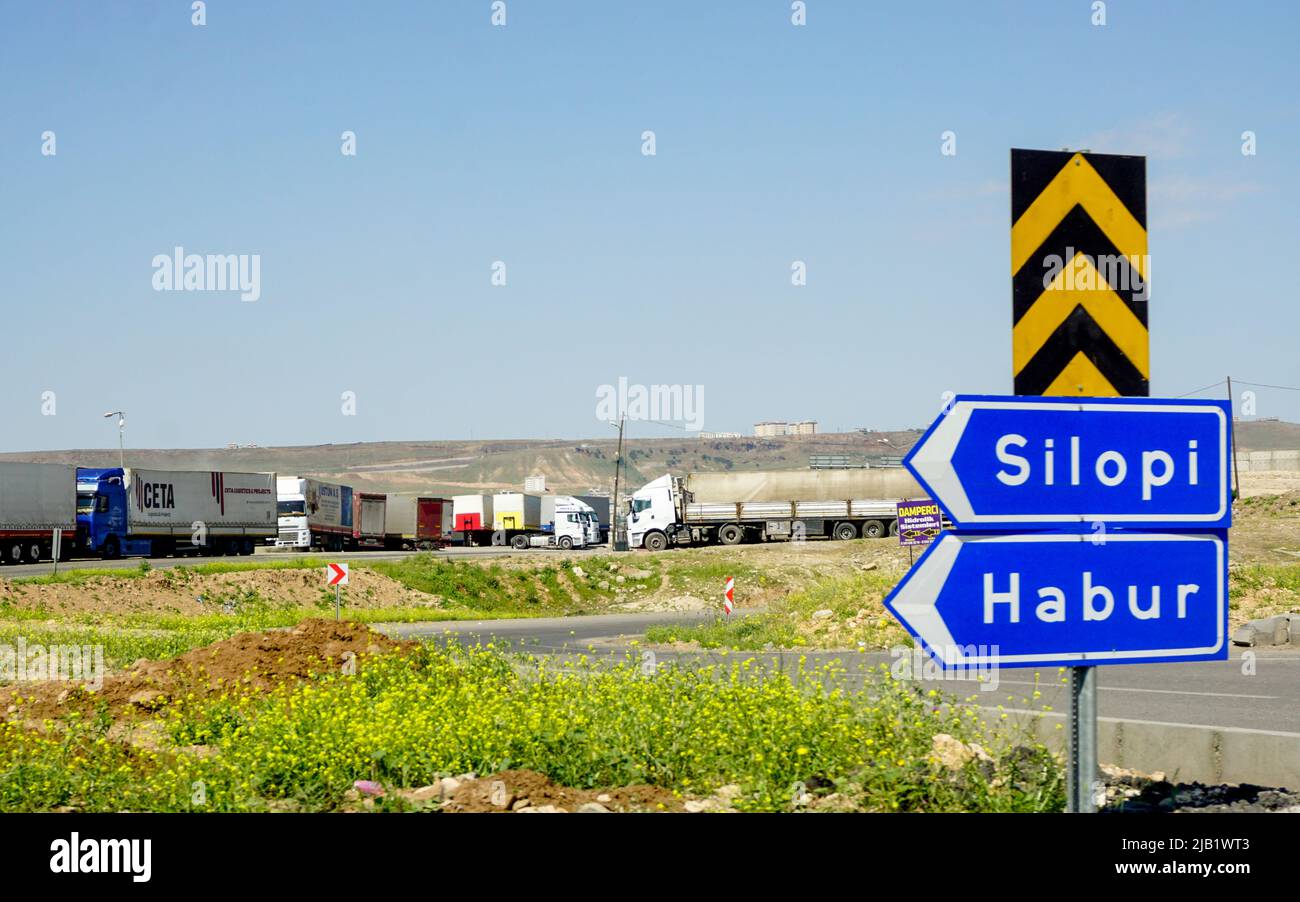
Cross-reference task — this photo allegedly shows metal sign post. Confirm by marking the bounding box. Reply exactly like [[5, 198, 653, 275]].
[[1067, 666, 1098, 813], [326, 563, 349, 621], [51, 529, 62, 576]]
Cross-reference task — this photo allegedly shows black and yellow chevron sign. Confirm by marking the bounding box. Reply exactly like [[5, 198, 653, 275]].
[[1011, 149, 1148, 397]]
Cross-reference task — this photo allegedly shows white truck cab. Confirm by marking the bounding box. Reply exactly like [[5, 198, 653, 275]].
[[627, 475, 678, 550], [276, 479, 310, 549], [543, 495, 596, 549]]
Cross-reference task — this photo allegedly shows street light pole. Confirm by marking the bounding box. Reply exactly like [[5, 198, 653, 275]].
[[610, 415, 626, 551], [103, 411, 125, 468]]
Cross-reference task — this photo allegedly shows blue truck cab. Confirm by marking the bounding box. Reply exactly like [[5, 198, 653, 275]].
[[76, 467, 146, 559]]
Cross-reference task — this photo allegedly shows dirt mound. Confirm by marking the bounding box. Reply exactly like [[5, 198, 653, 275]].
[[0, 565, 443, 617], [1238, 490, 1300, 516], [5, 619, 414, 723], [440, 769, 686, 813]]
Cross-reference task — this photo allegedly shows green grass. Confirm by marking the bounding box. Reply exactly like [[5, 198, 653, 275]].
[[0, 645, 1064, 813], [647, 570, 909, 651], [1231, 562, 1300, 593], [12, 555, 332, 586]]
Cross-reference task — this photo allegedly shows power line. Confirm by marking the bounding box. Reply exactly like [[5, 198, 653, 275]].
[[1233, 380, 1300, 393], [1172, 380, 1226, 398]]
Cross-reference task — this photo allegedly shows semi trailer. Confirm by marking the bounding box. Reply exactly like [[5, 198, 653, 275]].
[[352, 492, 387, 548], [451, 494, 495, 546], [384, 494, 452, 550], [452, 492, 593, 549], [0, 463, 78, 564], [627, 469, 928, 551], [76, 467, 276, 559]]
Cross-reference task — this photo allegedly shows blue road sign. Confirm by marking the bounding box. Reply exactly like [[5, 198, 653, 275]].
[[883, 531, 1227, 669], [906, 396, 1232, 530]]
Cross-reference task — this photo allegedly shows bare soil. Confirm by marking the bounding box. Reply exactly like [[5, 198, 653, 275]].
[[4, 619, 413, 724], [440, 769, 686, 813]]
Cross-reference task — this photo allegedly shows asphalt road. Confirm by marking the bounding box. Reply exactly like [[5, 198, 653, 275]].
[[380, 612, 1300, 734], [0, 543, 607, 578]]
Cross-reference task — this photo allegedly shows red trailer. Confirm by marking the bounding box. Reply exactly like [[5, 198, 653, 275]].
[[385, 494, 451, 550]]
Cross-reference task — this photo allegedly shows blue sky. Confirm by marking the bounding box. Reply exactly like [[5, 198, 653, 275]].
[[2, 0, 1297, 451]]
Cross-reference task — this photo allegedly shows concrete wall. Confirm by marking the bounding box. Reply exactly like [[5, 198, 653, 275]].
[[987, 707, 1300, 788], [1236, 449, 1300, 472]]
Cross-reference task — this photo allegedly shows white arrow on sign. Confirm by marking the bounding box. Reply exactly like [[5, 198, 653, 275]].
[[326, 563, 349, 586], [885, 531, 1226, 669], [907, 397, 1230, 526]]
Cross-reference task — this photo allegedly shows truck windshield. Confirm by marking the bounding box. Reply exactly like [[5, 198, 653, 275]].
[[278, 501, 306, 516], [76, 493, 96, 514]]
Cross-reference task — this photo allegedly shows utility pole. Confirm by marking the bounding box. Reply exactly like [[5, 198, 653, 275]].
[[103, 411, 126, 468], [610, 415, 626, 551], [1226, 376, 1241, 501]]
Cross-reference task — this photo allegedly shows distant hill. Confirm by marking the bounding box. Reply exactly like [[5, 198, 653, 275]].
[[0, 431, 923, 496], [4, 418, 1295, 497]]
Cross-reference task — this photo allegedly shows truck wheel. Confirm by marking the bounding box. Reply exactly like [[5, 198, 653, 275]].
[[558, 536, 574, 550], [888, 519, 899, 537], [718, 523, 744, 546], [4, 543, 21, 565], [862, 519, 886, 539], [511, 534, 530, 550], [833, 522, 858, 541], [103, 537, 121, 560], [643, 531, 668, 552]]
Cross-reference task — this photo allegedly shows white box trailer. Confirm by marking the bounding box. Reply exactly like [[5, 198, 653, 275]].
[[452, 494, 500, 546], [0, 462, 77, 564], [76, 467, 276, 558], [628, 469, 930, 551], [493, 492, 543, 532], [452, 494, 495, 533], [125, 469, 276, 534]]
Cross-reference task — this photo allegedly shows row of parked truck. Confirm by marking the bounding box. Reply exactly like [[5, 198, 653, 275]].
[[0, 462, 615, 563], [0, 459, 924, 563], [277, 478, 611, 552]]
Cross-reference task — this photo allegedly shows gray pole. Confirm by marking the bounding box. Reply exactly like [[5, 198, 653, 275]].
[[610, 415, 625, 551], [1226, 376, 1241, 501], [1067, 665, 1098, 812]]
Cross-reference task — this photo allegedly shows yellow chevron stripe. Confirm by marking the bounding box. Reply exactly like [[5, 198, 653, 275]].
[[1011, 153, 1148, 278], [1013, 253, 1150, 378], [1044, 352, 1119, 397]]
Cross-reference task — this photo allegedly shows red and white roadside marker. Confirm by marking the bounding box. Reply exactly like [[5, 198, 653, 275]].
[[327, 563, 349, 620], [723, 575, 734, 616]]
